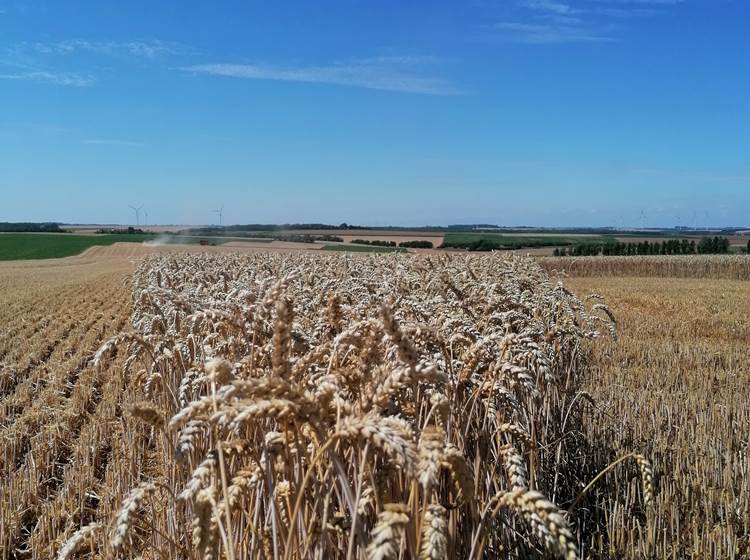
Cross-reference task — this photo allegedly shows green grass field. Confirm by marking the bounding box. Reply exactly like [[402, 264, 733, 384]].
[[322, 244, 407, 253], [0, 233, 162, 260], [441, 232, 612, 250]]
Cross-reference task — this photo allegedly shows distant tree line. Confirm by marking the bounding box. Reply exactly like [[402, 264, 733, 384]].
[[184, 224, 515, 234], [441, 238, 507, 251], [0, 222, 66, 233], [351, 239, 398, 247], [444, 224, 500, 230], [398, 240, 434, 249], [352, 239, 434, 249], [192, 223, 365, 233], [271, 234, 315, 243], [314, 234, 345, 242], [274, 234, 344, 243], [553, 237, 732, 257], [96, 227, 147, 234]]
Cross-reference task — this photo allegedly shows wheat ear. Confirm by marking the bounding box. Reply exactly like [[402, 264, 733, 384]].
[[366, 503, 410, 560]]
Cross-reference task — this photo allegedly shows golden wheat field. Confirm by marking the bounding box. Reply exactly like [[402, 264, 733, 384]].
[[541, 255, 750, 281], [0, 252, 747, 559]]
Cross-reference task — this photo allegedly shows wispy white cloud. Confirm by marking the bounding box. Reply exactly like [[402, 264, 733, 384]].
[[1, 37, 189, 88], [181, 56, 460, 95], [488, 21, 613, 43], [518, 0, 581, 15], [19, 38, 190, 59], [83, 139, 145, 147], [0, 70, 93, 86], [592, 6, 658, 17], [594, 0, 683, 4], [483, 0, 682, 44], [589, 0, 680, 16]]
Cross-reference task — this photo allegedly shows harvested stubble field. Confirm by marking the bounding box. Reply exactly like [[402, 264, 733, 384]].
[[0, 252, 746, 559], [565, 274, 749, 558], [0, 258, 134, 559]]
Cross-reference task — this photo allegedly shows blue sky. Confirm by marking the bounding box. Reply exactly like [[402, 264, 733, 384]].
[[1, 0, 748, 227]]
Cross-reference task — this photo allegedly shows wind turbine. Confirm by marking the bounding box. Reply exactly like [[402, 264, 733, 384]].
[[144, 210, 149, 228], [213, 205, 224, 226], [129, 204, 143, 226]]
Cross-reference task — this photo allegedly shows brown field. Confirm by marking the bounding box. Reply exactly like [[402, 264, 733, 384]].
[[0, 252, 747, 559]]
